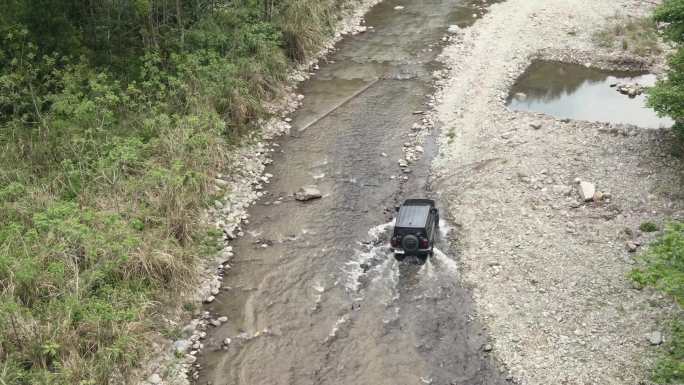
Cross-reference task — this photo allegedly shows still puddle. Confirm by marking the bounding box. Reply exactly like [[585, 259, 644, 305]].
[[507, 61, 674, 128]]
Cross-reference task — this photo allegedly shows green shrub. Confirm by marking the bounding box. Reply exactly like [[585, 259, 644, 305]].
[[630, 223, 684, 304], [641, 222, 661, 233], [652, 320, 684, 384], [630, 222, 684, 384], [648, 0, 684, 143]]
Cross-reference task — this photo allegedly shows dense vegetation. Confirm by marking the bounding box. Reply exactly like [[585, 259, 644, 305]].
[[630, 223, 684, 383], [636, 1, 684, 382], [649, 0, 684, 142], [0, 0, 356, 383]]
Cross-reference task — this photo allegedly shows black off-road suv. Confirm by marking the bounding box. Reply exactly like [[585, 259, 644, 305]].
[[390, 199, 439, 260]]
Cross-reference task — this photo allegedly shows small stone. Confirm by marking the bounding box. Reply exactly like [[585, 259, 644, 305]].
[[147, 373, 162, 385], [398, 159, 409, 168], [578, 181, 596, 202], [297, 94, 305, 101], [173, 339, 191, 354], [223, 337, 232, 346], [646, 331, 663, 345], [204, 296, 215, 303], [514, 92, 527, 101], [394, 5, 405, 10], [626, 241, 638, 253], [530, 123, 542, 130], [552, 185, 572, 196], [217, 316, 228, 323], [483, 344, 493, 352], [295, 185, 322, 201], [211, 319, 221, 327], [185, 354, 197, 364], [500, 132, 513, 140], [447, 25, 460, 34]]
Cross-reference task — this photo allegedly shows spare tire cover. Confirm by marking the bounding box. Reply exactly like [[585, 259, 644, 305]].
[[402, 234, 419, 251]]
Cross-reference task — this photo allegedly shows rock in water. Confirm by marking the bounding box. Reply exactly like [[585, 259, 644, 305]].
[[578, 181, 596, 202], [447, 25, 460, 34], [295, 185, 322, 201]]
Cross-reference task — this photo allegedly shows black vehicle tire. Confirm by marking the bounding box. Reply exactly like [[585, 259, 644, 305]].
[[394, 253, 406, 262], [401, 234, 419, 253]]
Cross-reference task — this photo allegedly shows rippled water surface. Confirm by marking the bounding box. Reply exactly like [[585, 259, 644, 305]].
[[198, 1, 507, 384]]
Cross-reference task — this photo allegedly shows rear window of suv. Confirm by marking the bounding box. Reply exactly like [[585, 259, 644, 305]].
[[396, 205, 430, 228]]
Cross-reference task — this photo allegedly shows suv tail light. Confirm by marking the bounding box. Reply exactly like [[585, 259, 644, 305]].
[[391, 237, 399, 247], [419, 238, 429, 249]]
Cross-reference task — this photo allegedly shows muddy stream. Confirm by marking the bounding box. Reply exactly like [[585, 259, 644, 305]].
[[198, 1, 506, 384]]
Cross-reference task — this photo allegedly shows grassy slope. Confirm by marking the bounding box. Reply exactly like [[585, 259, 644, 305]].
[[0, 1, 361, 384]]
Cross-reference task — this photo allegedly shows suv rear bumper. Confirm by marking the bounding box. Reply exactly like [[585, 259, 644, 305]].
[[392, 248, 431, 256]]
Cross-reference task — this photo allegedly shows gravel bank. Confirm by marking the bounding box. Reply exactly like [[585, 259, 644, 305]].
[[433, 0, 683, 384]]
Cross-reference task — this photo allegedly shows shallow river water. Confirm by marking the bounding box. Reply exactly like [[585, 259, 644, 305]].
[[198, 1, 507, 384]]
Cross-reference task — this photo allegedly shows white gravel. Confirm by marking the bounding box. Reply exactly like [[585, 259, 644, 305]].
[[433, 0, 683, 384]]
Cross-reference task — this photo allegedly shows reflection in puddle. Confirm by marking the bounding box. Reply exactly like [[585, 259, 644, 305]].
[[507, 61, 674, 128]]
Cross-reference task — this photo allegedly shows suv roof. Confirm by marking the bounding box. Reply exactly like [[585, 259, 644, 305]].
[[395, 199, 435, 228]]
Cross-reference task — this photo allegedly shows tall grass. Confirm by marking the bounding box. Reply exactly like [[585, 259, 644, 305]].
[[0, 0, 361, 383]]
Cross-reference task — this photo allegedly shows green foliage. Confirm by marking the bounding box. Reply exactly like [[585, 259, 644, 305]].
[[0, 0, 358, 383], [652, 320, 684, 384], [641, 221, 661, 233], [653, 0, 684, 44], [630, 223, 684, 304], [649, 0, 684, 141], [648, 48, 684, 140], [630, 222, 684, 383]]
